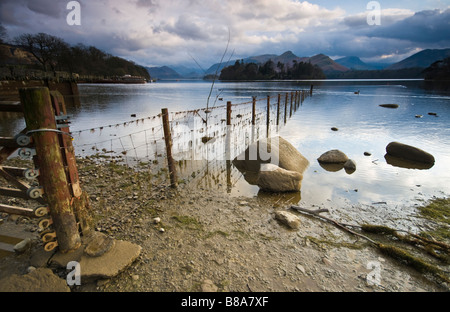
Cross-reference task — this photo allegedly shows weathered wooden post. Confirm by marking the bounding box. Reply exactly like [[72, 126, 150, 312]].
[[310, 84, 314, 95], [289, 92, 293, 117], [251, 96, 256, 126], [284, 93, 288, 124], [226, 101, 232, 126], [161, 108, 178, 188], [19, 87, 81, 253], [266, 95, 270, 137], [276, 94, 281, 126]]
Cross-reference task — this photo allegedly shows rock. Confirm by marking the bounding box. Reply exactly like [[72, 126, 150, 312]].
[[0, 268, 70, 292], [153, 217, 161, 224], [274, 210, 301, 230], [428, 112, 437, 116], [296, 264, 306, 274], [364, 152, 371, 156], [201, 279, 218, 292], [331, 127, 339, 131], [256, 164, 303, 192], [13, 238, 31, 254], [379, 104, 399, 109], [317, 149, 348, 164], [344, 159, 356, 173], [84, 231, 115, 257], [385, 142, 435, 164], [78, 239, 141, 282], [233, 136, 309, 175]]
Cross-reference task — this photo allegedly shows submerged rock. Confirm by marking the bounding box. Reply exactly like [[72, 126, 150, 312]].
[[317, 149, 349, 164], [379, 104, 399, 109], [385, 141, 435, 165], [344, 159, 356, 174]]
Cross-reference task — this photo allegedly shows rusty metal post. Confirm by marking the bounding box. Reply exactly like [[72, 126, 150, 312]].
[[19, 87, 81, 253], [161, 108, 178, 188]]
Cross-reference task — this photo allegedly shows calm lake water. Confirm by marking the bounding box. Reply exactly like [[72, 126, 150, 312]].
[[1, 79, 449, 230]]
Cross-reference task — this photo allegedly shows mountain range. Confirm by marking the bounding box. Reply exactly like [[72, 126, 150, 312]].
[[147, 48, 450, 80]]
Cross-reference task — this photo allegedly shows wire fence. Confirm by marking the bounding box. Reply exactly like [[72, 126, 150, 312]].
[[71, 89, 311, 187]]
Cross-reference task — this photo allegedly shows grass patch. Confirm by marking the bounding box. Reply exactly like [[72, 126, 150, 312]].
[[172, 215, 203, 231], [417, 197, 450, 242]]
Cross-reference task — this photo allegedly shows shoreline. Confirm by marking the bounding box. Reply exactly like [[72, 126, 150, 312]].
[[0, 157, 448, 292]]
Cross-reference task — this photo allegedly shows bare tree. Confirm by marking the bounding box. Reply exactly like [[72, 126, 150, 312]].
[[14, 33, 69, 73], [0, 23, 7, 44]]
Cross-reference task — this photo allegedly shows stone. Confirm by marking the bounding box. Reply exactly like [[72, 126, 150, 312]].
[[364, 152, 372, 156], [0, 268, 70, 292], [201, 279, 218, 292], [317, 149, 349, 164], [78, 239, 141, 282], [331, 127, 339, 131], [13, 238, 31, 254], [379, 104, 399, 108], [274, 210, 301, 230], [344, 159, 356, 173], [233, 136, 309, 175], [256, 164, 303, 192], [385, 141, 435, 164], [84, 231, 115, 257]]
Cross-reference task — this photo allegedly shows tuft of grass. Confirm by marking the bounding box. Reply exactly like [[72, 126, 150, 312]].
[[417, 197, 450, 242]]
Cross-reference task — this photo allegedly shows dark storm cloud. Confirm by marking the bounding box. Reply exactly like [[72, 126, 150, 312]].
[[366, 9, 450, 43]]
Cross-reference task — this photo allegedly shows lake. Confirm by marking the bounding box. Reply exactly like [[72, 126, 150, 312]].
[[1, 79, 449, 231]]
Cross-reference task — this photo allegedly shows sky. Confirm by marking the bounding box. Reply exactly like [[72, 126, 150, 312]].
[[1, 0, 450, 68]]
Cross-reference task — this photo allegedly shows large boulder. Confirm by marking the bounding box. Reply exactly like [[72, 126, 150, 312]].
[[256, 163, 303, 192], [317, 149, 349, 164], [233, 136, 309, 174], [233, 137, 309, 192], [385, 142, 435, 165]]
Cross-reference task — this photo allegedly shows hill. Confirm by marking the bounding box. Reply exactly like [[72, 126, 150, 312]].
[[308, 54, 350, 75], [1, 40, 150, 81], [206, 51, 349, 77], [423, 57, 450, 80], [335, 56, 378, 70], [146, 66, 182, 80], [387, 48, 450, 70]]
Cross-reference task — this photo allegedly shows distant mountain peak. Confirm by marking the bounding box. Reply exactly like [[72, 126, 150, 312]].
[[280, 50, 297, 58]]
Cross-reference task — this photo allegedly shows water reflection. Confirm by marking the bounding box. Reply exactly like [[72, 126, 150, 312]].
[[1, 80, 450, 230], [384, 154, 435, 170]]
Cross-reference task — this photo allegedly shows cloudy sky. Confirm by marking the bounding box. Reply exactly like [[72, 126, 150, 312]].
[[1, 0, 449, 68]]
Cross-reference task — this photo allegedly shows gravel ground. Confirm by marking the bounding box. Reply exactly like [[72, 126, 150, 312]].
[[0, 157, 448, 292]]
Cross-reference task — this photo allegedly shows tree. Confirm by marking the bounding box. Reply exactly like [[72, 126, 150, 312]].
[[14, 33, 69, 73], [0, 23, 7, 44]]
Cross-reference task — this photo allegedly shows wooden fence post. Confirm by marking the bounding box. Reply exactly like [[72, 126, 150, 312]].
[[252, 96, 256, 126], [19, 87, 81, 253], [289, 92, 293, 117], [266, 95, 270, 137], [284, 93, 288, 124], [227, 101, 232, 126], [161, 108, 178, 188], [276, 94, 281, 126]]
